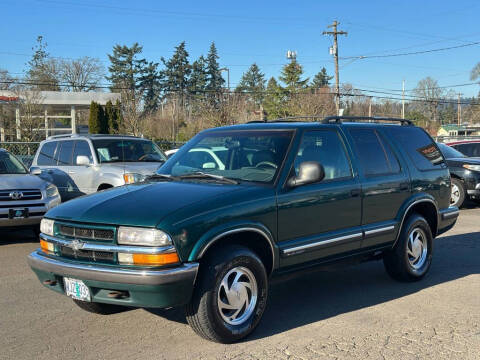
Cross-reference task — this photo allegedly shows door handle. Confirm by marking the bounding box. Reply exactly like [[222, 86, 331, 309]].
[[350, 189, 361, 197]]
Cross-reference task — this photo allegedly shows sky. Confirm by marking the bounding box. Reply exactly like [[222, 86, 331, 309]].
[[2, 0, 480, 99]]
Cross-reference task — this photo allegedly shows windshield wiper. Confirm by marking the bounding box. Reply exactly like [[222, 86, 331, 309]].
[[178, 172, 239, 184], [145, 174, 180, 181]]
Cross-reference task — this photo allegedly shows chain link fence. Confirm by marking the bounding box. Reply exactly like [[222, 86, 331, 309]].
[[1, 140, 185, 168]]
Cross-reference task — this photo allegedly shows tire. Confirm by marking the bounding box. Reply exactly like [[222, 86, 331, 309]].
[[73, 299, 124, 315], [32, 225, 40, 238], [185, 245, 268, 343], [383, 214, 433, 282], [450, 178, 466, 208]]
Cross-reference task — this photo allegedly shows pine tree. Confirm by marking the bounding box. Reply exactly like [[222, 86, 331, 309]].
[[138, 61, 161, 114], [206, 42, 225, 96], [262, 77, 287, 119], [161, 42, 191, 105], [106, 43, 145, 91], [105, 100, 117, 133], [311, 67, 333, 88], [89, 101, 101, 134], [235, 63, 266, 105], [98, 104, 108, 134], [189, 55, 208, 95], [279, 60, 308, 92]]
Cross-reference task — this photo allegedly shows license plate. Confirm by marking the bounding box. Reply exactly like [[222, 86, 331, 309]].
[[64, 277, 91, 302], [8, 208, 29, 219]]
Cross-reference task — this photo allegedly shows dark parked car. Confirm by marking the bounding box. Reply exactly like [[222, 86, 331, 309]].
[[437, 142, 480, 207], [28, 116, 458, 343], [446, 140, 480, 157]]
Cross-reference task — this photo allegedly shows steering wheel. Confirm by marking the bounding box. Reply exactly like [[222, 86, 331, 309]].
[[255, 161, 278, 169]]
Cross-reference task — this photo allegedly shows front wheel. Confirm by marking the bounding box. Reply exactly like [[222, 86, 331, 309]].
[[383, 214, 433, 282], [185, 245, 268, 343], [450, 178, 466, 208]]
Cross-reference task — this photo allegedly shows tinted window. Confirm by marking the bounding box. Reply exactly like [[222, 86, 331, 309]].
[[57, 141, 75, 166], [437, 143, 465, 159], [73, 141, 93, 165], [385, 127, 444, 170], [37, 141, 58, 166], [455, 143, 480, 157], [0, 151, 27, 174], [349, 128, 401, 176], [91, 139, 166, 163], [294, 130, 352, 180]]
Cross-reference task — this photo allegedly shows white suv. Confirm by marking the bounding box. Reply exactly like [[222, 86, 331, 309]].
[[30, 134, 166, 201]]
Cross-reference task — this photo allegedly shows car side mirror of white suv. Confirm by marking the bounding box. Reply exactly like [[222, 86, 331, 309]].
[[76, 156, 91, 166], [30, 167, 42, 175]]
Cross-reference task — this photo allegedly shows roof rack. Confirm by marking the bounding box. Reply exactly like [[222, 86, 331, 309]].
[[322, 116, 413, 126], [46, 133, 142, 140], [47, 134, 81, 140], [248, 115, 413, 125]]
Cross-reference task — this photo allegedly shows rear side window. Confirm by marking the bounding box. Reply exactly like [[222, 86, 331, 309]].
[[37, 141, 58, 165], [385, 127, 444, 170], [73, 141, 93, 165], [348, 128, 401, 176], [57, 141, 75, 166], [454, 143, 480, 157]]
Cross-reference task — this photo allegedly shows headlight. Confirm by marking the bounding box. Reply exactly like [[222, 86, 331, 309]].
[[117, 227, 172, 246], [123, 173, 146, 184], [463, 164, 480, 172], [46, 184, 59, 198], [40, 218, 54, 236]]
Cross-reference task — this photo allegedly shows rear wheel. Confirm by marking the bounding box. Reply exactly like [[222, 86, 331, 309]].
[[73, 299, 124, 315], [450, 178, 466, 208], [383, 214, 433, 282], [185, 245, 268, 343]]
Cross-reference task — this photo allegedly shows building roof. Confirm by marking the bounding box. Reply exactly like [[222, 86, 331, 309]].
[[0, 90, 120, 106]]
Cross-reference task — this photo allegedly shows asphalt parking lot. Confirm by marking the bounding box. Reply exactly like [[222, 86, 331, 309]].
[[1, 205, 479, 360]]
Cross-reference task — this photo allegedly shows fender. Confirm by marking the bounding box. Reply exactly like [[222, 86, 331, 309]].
[[392, 193, 439, 247], [188, 221, 279, 271]]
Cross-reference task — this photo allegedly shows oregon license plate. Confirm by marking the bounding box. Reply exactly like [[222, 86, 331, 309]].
[[64, 277, 91, 302]]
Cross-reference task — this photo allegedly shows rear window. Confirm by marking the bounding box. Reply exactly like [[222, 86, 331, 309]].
[[385, 127, 444, 170], [37, 141, 58, 165]]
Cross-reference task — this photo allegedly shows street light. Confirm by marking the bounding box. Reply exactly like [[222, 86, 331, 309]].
[[219, 67, 230, 90]]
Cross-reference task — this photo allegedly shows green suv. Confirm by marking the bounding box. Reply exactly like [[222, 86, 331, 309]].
[[28, 116, 459, 343]]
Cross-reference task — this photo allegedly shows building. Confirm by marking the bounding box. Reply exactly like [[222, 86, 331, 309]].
[[0, 90, 120, 141]]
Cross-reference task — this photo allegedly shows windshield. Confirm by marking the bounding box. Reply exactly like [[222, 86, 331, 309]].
[[0, 151, 28, 174], [159, 130, 294, 183], [91, 139, 166, 163], [437, 143, 466, 159]]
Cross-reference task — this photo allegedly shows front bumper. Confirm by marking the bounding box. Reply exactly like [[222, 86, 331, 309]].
[[467, 183, 480, 197], [0, 195, 60, 228], [28, 250, 199, 308]]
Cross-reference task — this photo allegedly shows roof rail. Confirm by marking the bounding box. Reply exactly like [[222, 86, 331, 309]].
[[322, 116, 413, 126], [47, 134, 80, 140]]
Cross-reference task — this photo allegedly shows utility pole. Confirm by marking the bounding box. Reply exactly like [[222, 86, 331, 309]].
[[457, 93, 463, 125], [323, 20, 347, 115], [368, 96, 372, 117], [402, 80, 405, 119]]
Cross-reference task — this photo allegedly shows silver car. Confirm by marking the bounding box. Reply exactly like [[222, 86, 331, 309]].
[[30, 134, 167, 201], [0, 148, 61, 233]]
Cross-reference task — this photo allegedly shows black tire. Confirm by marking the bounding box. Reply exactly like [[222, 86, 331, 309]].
[[73, 299, 124, 315], [32, 225, 40, 238], [450, 178, 466, 208], [383, 214, 433, 282], [185, 245, 268, 343]]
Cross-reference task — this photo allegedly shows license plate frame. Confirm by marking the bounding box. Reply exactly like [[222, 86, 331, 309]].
[[64, 277, 91, 302], [8, 208, 29, 219]]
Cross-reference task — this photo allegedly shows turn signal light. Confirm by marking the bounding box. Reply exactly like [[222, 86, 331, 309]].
[[118, 252, 180, 266], [40, 239, 54, 254]]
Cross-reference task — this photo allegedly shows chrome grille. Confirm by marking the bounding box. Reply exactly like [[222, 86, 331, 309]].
[[58, 224, 114, 241], [0, 189, 42, 201], [60, 246, 114, 263]]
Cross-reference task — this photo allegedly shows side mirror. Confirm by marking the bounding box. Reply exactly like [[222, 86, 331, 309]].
[[76, 155, 91, 166], [287, 161, 325, 188], [30, 166, 42, 175]]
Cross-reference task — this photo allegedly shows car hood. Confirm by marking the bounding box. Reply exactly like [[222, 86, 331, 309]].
[[45, 180, 246, 227], [100, 162, 164, 176], [0, 174, 49, 190]]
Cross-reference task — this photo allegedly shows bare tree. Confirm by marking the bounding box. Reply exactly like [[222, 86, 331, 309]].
[[0, 69, 15, 90], [60, 57, 105, 92], [414, 77, 445, 126], [118, 85, 144, 136], [14, 87, 45, 142]]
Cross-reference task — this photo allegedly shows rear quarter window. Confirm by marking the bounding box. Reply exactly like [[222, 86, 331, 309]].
[[385, 127, 444, 171], [37, 141, 58, 165]]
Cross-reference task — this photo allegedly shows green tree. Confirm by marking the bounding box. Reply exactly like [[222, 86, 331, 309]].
[[161, 41, 191, 105], [279, 60, 308, 92], [206, 42, 225, 97], [138, 61, 161, 114], [89, 101, 101, 134], [262, 77, 287, 119], [189, 55, 208, 94], [235, 63, 266, 105], [106, 43, 145, 91], [27, 36, 60, 91], [311, 67, 333, 88], [105, 100, 120, 133]]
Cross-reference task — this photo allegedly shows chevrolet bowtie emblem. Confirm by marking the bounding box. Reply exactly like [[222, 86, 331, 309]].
[[70, 240, 84, 251]]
